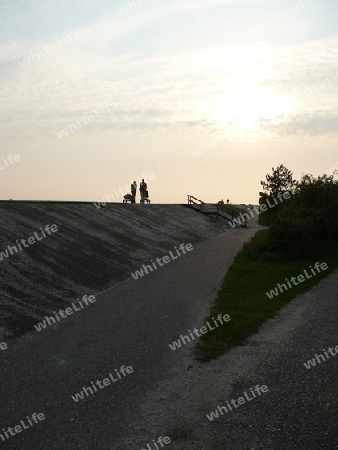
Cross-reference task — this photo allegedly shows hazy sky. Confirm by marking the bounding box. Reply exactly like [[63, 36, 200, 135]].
[[1, 0, 337, 204]]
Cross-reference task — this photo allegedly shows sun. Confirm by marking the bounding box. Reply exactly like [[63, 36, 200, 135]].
[[213, 87, 287, 139]]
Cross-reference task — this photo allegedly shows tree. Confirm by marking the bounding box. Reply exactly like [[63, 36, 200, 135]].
[[267, 173, 338, 257], [259, 164, 297, 202]]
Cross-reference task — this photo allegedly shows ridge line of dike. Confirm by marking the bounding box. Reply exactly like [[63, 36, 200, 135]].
[[0, 201, 186, 205]]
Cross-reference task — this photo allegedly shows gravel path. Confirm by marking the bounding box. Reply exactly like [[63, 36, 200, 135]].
[[2, 213, 336, 449], [123, 249, 338, 449], [0, 216, 261, 450]]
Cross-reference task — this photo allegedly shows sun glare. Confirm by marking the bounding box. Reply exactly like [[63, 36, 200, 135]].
[[212, 88, 288, 139]]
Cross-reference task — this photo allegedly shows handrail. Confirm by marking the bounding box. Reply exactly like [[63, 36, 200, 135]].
[[187, 194, 204, 204], [187, 194, 204, 212], [187, 194, 246, 226]]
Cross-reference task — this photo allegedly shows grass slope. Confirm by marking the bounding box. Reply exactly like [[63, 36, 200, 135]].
[[195, 229, 338, 361]]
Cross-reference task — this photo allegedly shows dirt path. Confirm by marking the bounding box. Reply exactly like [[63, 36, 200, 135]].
[[120, 218, 338, 450], [0, 215, 264, 449]]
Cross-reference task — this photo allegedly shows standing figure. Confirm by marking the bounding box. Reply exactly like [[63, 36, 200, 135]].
[[131, 181, 137, 203], [139, 178, 147, 203]]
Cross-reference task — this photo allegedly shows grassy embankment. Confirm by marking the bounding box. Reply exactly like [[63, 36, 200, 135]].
[[195, 216, 338, 361]]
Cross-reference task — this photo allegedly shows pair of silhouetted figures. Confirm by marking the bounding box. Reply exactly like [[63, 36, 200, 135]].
[[123, 179, 150, 203]]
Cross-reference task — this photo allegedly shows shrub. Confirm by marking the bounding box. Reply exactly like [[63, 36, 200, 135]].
[[261, 172, 338, 258]]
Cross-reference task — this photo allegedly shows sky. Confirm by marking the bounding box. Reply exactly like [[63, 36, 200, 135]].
[[0, 0, 338, 204]]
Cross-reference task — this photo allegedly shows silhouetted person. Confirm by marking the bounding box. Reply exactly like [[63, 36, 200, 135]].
[[139, 179, 147, 203], [131, 181, 137, 203]]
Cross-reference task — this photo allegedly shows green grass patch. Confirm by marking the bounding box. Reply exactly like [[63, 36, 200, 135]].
[[195, 230, 338, 361]]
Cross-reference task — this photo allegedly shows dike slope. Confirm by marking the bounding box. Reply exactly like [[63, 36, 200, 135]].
[[0, 202, 229, 340]]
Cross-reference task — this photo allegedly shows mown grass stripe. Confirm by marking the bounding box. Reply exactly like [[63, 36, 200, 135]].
[[195, 230, 338, 361]]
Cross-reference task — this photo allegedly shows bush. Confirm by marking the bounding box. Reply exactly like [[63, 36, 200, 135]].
[[263, 174, 338, 259]]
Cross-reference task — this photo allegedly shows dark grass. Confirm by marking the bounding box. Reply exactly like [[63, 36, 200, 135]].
[[195, 229, 338, 361]]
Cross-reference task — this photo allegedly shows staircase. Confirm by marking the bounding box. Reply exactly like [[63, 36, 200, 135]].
[[186, 195, 246, 226]]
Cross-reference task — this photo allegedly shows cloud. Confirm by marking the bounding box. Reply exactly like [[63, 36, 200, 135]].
[[1, 0, 338, 145], [257, 112, 338, 136]]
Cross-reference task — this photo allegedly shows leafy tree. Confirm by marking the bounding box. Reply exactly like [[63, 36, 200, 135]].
[[266, 173, 338, 258], [258, 164, 297, 225], [259, 164, 297, 201]]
